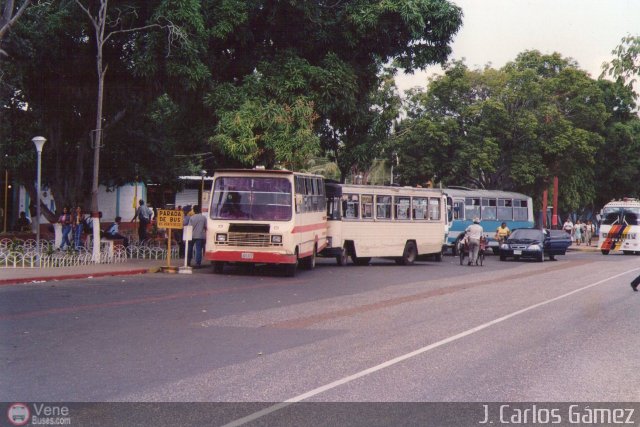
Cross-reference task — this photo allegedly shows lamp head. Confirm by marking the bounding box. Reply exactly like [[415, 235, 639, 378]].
[[32, 136, 47, 153]]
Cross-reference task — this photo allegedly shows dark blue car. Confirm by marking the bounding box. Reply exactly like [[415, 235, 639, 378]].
[[499, 228, 571, 262]]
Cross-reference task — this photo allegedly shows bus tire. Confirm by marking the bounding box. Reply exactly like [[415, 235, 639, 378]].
[[336, 248, 348, 266], [284, 250, 299, 276], [352, 256, 371, 266], [302, 245, 317, 270], [601, 250, 610, 255], [213, 261, 224, 274], [400, 241, 417, 265], [434, 250, 443, 262]]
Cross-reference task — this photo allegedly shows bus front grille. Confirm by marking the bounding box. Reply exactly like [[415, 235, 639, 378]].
[[223, 233, 282, 247]]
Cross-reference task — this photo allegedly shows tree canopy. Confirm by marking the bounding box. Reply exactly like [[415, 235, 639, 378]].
[[0, 0, 463, 213]]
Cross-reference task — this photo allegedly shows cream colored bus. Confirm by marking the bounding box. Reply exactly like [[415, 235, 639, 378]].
[[320, 183, 448, 265], [206, 169, 327, 276]]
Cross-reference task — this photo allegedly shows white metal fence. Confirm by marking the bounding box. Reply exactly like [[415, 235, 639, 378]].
[[0, 238, 179, 268]]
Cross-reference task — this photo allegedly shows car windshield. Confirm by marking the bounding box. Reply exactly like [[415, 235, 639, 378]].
[[210, 177, 292, 221], [509, 229, 541, 240]]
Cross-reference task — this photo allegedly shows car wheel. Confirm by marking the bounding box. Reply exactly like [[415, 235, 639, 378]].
[[499, 255, 506, 261], [538, 252, 544, 263]]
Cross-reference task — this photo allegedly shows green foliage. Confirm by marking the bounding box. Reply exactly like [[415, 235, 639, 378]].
[[212, 97, 320, 169], [395, 51, 610, 213], [601, 34, 640, 99]]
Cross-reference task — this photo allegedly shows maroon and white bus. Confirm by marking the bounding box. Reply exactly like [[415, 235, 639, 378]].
[[205, 169, 327, 276]]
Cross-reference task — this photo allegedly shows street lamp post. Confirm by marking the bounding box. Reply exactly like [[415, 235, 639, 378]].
[[3, 154, 9, 233], [200, 169, 207, 208], [32, 136, 46, 252]]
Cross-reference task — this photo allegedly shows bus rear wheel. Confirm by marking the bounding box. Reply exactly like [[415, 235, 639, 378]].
[[399, 241, 417, 265]]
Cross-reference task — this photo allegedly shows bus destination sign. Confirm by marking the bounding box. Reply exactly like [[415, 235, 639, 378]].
[[157, 209, 184, 229]]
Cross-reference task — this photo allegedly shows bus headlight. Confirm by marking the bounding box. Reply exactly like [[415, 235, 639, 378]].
[[216, 233, 227, 242], [271, 235, 282, 244]]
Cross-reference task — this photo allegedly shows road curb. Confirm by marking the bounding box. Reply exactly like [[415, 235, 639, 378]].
[[0, 268, 157, 286]]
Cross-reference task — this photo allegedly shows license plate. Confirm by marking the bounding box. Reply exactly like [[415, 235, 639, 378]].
[[513, 250, 522, 255], [241, 252, 254, 260]]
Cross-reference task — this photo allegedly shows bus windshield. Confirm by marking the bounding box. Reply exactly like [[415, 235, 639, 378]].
[[211, 177, 292, 221], [601, 207, 640, 226]]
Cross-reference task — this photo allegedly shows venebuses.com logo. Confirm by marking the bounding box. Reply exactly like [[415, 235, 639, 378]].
[[7, 403, 30, 426], [7, 403, 72, 425]]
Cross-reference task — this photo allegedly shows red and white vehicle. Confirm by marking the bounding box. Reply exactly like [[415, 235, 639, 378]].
[[205, 169, 327, 276], [598, 198, 640, 255]]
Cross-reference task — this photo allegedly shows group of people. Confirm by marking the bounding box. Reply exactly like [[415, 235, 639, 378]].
[[562, 219, 595, 246], [58, 206, 130, 250]]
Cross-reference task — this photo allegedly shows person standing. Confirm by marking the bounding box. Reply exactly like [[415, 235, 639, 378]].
[[586, 220, 595, 246], [58, 206, 72, 250], [465, 217, 484, 266], [71, 206, 85, 249], [187, 205, 207, 268], [573, 220, 582, 246], [563, 218, 574, 238], [132, 200, 152, 243]]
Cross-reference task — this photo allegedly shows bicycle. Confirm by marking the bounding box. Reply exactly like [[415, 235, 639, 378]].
[[458, 236, 486, 266]]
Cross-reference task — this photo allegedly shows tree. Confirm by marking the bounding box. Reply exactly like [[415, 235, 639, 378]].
[[0, 0, 30, 56], [601, 34, 640, 100], [395, 51, 609, 214]]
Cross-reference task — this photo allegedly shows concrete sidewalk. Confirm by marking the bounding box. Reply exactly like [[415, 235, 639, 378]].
[[0, 259, 171, 286]]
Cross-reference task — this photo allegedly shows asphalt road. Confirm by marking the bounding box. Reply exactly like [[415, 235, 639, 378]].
[[2, 251, 640, 425]]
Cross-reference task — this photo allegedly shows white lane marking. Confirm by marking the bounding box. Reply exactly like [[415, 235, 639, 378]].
[[222, 267, 640, 427]]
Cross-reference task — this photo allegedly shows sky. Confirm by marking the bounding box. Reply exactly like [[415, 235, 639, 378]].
[[396, 0, 640, 93]]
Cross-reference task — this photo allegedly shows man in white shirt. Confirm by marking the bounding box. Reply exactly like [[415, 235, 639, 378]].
[[465, 217, 484, 266]]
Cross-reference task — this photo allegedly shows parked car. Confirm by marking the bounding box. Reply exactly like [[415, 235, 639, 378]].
[[499, 228, 571, 262]]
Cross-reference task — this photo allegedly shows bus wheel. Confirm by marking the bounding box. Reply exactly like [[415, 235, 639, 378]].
[[213, 261, 225, 274], [302, 245, 317, 270], [352, 256, 371, 266], [400, 241, 417, 265], [434, 250, 443, 262], [336, 248, 348, 266], [601, 250, 610, 255]]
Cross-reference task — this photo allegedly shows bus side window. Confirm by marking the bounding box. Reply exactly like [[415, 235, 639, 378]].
[[429, 198, 441, 220], [514, 199, 528, 221], [498, 199, 512, 220], [342, 194, 359, 219], [376, 195, 392, 220], [361, 195, 373, 219], [454, 201, 464, 220], [395, 196, 411, 220], [413, 197, 427, 220], [465, 197, 480, 220]]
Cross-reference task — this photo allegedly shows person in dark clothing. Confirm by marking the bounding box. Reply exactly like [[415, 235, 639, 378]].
[[631, 275, 640, 292], [132, 200, 152, 243], [16, 211, 31, 232]]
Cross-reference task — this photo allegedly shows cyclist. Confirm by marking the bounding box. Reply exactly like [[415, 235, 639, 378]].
[[495, 222, 511, 244]]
